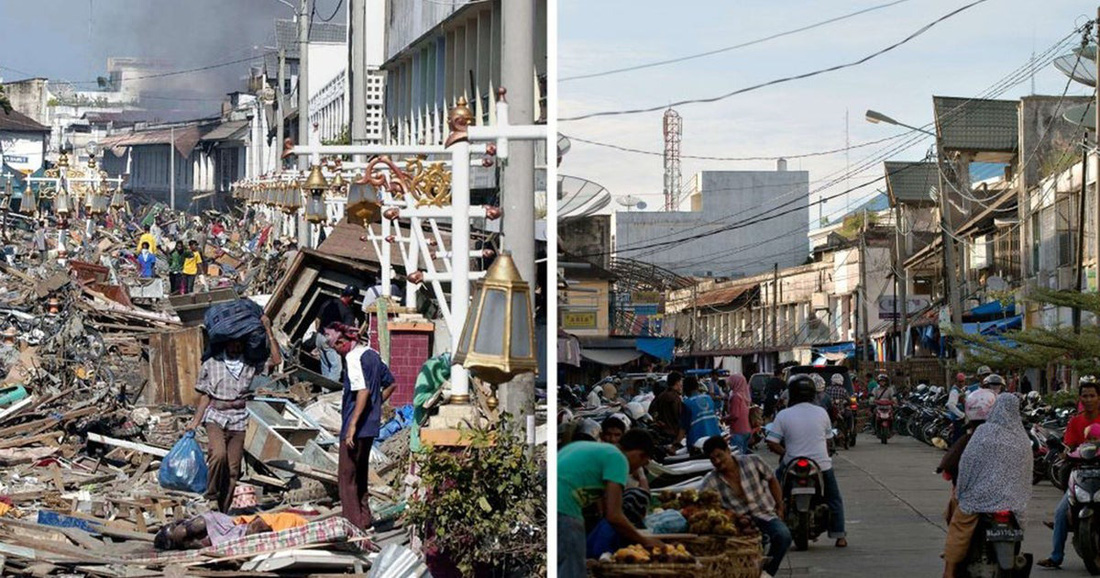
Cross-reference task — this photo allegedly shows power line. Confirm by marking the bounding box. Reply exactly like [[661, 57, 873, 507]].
[[66, 53, 271, 86], [317, 0, 343, 21], [564, 132, 911, 161], [561, 0, 993, 122], [561, 0, 912, 82]]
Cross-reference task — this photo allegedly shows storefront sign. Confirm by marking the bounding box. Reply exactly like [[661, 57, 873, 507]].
[[562, 311, 597, 330], [877, 294, 931, 321]]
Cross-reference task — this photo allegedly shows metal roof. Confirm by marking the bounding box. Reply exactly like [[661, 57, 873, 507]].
[[883, 161, 940, 207], [201, 120, 249, 142], [933, 96, 1018, 154], [693, 285, 753, 308], [275, 19, 347, 60], [100, 124, 208, 158], [0, 109, 49, 133]]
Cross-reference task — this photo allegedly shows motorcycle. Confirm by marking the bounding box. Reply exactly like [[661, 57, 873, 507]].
[[781, 456, 831, 551], [1069, 443, 1100, 575], [874, 400, 895, 444], [831, 398, 855, 450], [954, 511, 1031, 578]]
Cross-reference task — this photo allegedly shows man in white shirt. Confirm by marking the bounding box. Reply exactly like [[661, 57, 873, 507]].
[[766, 374, 848, 548]]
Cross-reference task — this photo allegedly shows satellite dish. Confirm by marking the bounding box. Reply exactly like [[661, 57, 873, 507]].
[[558, 174, 611, 220], [557, 134, 572, 158], [636, 201, 647, 210], [616, 195, 642, 207], [1064, 102, 1096, 128], [86, 141, 100, 156], [1055, 53, 1097, 87], [986, 276, 1007, 292]]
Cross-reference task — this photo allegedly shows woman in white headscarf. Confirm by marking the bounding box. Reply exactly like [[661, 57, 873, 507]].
[[942, 393, 1032, 578]]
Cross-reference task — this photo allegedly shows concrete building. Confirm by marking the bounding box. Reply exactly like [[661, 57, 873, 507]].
[[0, 108, 51, 176], [615, 164, 810, 278], [381, 0, 548, 146]]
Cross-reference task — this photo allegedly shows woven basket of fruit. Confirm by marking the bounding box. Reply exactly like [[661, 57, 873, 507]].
[[592, 544, 702, 578]]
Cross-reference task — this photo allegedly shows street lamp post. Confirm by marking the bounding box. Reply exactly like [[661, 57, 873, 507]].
[[866, 109, 963, 360]]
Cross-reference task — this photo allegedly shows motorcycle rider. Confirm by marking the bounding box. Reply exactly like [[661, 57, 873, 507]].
[[943, 393, 1032, 578], [873, 373, 896, 402], [701, 435, 791, 578], [981, 372, 1006, 395], [967, 365, 993, 394], [826, 374, 853, 440], [1038, 376, 1100, 569], [937, 389, 997, 523], [946, 373, 968, 445], [766, 375, 848, 548]]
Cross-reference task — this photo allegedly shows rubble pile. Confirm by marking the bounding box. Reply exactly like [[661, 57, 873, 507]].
[[0, 205, 421, 577]]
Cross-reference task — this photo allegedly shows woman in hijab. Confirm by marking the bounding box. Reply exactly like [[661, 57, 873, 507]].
[[727, 374, 753, 454], [942, 393, 1032, 578]]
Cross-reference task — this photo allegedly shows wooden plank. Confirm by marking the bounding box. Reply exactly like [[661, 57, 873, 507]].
[[48, 463, 66, 493], [0, 432, 57, 450], [0, 397, 35, 423], [85, 434, 169, 457]]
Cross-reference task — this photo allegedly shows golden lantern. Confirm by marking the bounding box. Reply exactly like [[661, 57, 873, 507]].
[[18, 185, 37, 215], [90, 181, 109, 215], [284, 182, 302, 214], [57, 150, 69, 169], [110, 183, 126, 210], [452, 251, 538, 406], [303, 164, 327, 222], [346, 175, 382, 227], [54, 184, 72, 216]]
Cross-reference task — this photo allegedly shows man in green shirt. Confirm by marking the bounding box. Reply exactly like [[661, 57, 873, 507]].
[[557, 429, 661, 578], [167, 242, 185, 295]]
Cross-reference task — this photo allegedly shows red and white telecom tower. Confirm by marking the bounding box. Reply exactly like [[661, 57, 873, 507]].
[[662, 108, 682, 212]]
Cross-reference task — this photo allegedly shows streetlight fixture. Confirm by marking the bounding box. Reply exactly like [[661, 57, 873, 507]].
[[864, 109, 936, 137], [303, 164, 327, 223], [452, 251, 537, 409]]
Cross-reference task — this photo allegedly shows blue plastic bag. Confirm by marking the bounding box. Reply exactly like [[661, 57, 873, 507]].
[[158, 431, 209, 494], [644, 509, 689, 534]]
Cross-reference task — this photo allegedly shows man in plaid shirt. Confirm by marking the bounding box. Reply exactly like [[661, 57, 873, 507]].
[[701, 436, 790, 578]]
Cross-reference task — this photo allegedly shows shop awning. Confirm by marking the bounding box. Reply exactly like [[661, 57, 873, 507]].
[[636, 337, 675, 362], [558, 331, 581, 367], [967, 300, 1015, 320], [580, 348, 644, 366], [962, 314, 1022, 336]]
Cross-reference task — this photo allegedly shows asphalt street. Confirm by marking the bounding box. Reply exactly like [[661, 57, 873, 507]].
[[768, 433, 1076, 577]]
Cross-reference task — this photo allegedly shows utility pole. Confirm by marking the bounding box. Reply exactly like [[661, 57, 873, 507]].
[[348, 0, 367, 153], [936, 145, 963, 330], [277, 49, 286, 171], [771, 263, 778, 352], [297, 0, 311, 248], [1075, 132, 1088, 333], [498, 0, 537, 418], [169, 126, 175, 211], [1094, 6, 1100, 299], [860, 210, 871, 363], [894, 203, 908, 360]]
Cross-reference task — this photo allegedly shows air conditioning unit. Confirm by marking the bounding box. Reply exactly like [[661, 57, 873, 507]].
[[811, 292, 829, 311]]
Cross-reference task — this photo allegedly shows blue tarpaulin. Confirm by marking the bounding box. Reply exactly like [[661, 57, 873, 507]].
[[967, 300, 1015, 320], [962, 314, 1023, 337], [636, 337, 675, 362], [812, 342, 855, 358]]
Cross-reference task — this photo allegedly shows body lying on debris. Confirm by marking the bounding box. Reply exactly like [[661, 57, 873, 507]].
[[153, 511, 309, 550]]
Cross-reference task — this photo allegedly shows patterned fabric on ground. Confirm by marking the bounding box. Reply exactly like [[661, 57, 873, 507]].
[[122, 517, 370, 565]]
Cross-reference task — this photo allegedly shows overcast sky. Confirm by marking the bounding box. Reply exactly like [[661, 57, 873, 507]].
[[559, 0, 1096, 224], [0, 0, 345, 115]]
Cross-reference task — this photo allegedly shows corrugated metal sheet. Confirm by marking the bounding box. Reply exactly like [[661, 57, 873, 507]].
[[884, 161, 940, 207], [0, 109, 50, 132], [100, 124, 206, 158], [934, 96, 1018, 153], [201, 120, 249, 142], [694, 285, 752, 308]]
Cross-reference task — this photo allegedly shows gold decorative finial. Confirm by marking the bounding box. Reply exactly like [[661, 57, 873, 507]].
[[445, 96, 474, 148]]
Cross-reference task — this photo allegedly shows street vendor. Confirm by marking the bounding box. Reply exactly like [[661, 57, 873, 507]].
[[701, 436, 790, 578], [557, 429, 662, 578], [332, 322, 396, 531], [153, 511, 308, 550], [187, 315, 282, 513]]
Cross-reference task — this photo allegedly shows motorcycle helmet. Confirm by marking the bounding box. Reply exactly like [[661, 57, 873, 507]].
[[574, 418, 601, 442], [601, 383, 618, 401], [877, 373, 889, 383], [976, 365, 993, 378], [982, 373, 1006, 391], [811, 373, 826, 393], [830, 373, 845, 387], [955, 372, 967, 384], [915, 383, 929, 394], [965, 389, 996, 421], [609, 412, 632, 429], [1026, 391, 1041, 404], [1082, 375, 1098, 385], [787, 374, 816, 405]]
